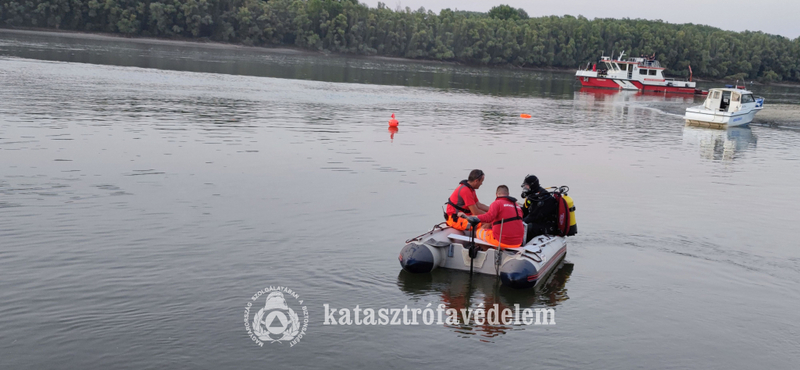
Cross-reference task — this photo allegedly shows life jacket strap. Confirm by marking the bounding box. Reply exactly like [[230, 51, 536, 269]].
[[493, 216, 522, 226], [446, 200, 470, 214], [492, 197, 522, 226], [445, 183, 471, 214]]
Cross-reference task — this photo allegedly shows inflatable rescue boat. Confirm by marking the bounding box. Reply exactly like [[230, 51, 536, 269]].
[[400, 186, 576, 289], [400, 225, 568, 289]]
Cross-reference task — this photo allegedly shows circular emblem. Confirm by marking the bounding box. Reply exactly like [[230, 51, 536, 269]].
[[244, 286, 308, 347]]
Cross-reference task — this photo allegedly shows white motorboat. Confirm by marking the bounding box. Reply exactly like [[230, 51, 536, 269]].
[[684, 87, 764, 128]]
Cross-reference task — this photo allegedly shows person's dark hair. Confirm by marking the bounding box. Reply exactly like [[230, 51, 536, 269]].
[[496, 185, 509, 195], [468, 169, 485, 182], [523, 175, 539, 189]]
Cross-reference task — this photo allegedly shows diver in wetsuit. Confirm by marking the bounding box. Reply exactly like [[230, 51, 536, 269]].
[[520, 175, 558, 243]]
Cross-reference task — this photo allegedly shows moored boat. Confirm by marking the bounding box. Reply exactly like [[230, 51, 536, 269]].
[[576, 52, 704, 94], [684, 87, 764, 128]]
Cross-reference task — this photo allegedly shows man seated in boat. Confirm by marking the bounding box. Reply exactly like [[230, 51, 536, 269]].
[[457, 185, 524, 249], [520, 175, 558, 242], [444, 169, 489, 231]]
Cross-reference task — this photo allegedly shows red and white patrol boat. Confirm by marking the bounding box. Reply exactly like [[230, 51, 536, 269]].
[[575, 52, 705, 95]]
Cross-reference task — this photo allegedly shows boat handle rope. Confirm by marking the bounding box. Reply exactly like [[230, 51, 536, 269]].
[[522, 251, 542, 263], [405, 222, 448, 244]]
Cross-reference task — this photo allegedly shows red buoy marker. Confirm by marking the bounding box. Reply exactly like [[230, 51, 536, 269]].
[[388, 113, 399, 127]]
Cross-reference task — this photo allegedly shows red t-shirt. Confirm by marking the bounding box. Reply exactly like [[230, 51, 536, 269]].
[[476, 197, 525, 246], [445, 181, 478, 215]]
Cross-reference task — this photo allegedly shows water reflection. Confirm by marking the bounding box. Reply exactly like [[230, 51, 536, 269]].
[[0, 30, 574, 98], [682, 125, 757, 161], [388, 126, 398, 142], [573, 87, 699, 123], [396, 264, 572, 341], [577, 87, 697, 104]]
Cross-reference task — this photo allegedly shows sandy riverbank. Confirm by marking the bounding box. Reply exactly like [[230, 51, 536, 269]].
[[0, 27, 312, 54], [754, 104, 800, 125], [0, 27, 571, 71]]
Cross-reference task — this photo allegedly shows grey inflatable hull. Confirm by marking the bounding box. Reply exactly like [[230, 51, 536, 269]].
[[400, 225, 567, 289]]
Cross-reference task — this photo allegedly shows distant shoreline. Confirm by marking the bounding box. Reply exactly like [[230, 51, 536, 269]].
[[5, 27, 797, 88], [2, 27, 797, 126], [3, 27, 799, 92], [0, 27, 584, 74], [0, 27, 312, 54]]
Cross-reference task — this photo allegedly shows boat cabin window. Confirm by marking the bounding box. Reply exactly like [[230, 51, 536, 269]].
[[741, 94, 755, 103], [712, 91, 721, 99], [648, 69, 657, 76], [639, 69, 647, 75]]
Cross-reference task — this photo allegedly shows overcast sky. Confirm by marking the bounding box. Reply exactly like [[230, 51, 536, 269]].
[[361, 0, 800, 39]]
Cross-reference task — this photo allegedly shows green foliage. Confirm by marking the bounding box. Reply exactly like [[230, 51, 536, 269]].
[[2, 0, 799, 82], [488, 5, 527, 21], [761, 70, 781, 82]]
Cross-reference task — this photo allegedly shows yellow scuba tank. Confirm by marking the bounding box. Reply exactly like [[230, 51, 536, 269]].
[[562, 194, 577, 236]]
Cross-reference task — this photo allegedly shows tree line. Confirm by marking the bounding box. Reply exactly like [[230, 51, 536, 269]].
[[2, 0, 799, 82]]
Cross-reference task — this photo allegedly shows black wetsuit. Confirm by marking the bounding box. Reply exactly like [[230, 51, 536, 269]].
[[522, 187, 558, 242]]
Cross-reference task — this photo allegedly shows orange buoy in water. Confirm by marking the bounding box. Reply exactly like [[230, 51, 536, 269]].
[[388, 113, 399, 127], [520, 114, 532, 119]]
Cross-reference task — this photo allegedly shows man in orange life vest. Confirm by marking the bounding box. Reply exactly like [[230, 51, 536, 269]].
[[458, 185, 524, 249], [444, 169, 490, 231]]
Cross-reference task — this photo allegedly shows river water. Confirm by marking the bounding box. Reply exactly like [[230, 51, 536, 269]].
[[1, 30, 799, 369]]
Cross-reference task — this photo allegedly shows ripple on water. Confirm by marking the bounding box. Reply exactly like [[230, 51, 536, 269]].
[[2, 45, 800, 369]]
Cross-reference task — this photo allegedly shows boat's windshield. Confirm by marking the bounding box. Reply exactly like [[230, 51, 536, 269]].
[[741, 94, 755, 103]]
